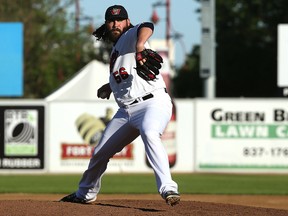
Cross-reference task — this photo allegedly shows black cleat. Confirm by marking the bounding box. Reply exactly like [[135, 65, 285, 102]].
[[162, 191, 180, 206], [59, 192, 96, 204]]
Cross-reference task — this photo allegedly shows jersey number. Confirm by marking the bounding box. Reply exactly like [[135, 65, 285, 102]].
[[112, 67, 129, 83]]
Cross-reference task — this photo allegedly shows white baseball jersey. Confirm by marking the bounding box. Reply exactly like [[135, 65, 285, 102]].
[[109, 23, 166, 107], [75, 22, 179, 202]]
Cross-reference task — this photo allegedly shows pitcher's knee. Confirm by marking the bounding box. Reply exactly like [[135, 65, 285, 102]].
[[141, 130, 161, 143]]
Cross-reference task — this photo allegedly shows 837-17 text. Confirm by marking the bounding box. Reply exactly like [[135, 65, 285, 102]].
[[243, 147, 288, 157]]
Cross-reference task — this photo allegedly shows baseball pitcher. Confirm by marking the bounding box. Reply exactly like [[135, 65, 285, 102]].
[[60, 5, 180, 206]]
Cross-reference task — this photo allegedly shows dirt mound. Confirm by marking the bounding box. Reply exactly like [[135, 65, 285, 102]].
[[1, 194, 288, 216]]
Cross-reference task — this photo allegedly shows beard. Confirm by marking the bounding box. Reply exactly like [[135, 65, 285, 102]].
[[108, 28, 122, 42]]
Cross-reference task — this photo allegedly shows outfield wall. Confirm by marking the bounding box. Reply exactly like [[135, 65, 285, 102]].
[[1, 99, 288, 173]]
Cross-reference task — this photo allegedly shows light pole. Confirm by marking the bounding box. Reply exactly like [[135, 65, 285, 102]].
[[151, 0, 186, 67], [75, 0, 80, 32], [165, 0, 170, 47], [75, 0, 94, 33], [200, 0, 216, 98], [152, 0, 171, 52]]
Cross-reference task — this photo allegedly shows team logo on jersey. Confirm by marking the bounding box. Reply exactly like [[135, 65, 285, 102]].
[[110, 50, 119, 73]]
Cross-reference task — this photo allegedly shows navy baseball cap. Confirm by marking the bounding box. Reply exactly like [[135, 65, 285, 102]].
[[105, 5, 128, 21]]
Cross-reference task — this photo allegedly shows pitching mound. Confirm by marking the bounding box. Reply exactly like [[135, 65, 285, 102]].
[[1, 194, 288, 216]]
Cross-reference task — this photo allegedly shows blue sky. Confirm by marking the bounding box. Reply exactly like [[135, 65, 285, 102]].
[[73, 0, 201, 67]]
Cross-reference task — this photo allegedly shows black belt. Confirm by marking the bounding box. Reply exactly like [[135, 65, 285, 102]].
[[130, 88, 167, 105]]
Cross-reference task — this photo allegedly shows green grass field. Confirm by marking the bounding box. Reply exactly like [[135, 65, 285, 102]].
[[0, 173, 288, 195]]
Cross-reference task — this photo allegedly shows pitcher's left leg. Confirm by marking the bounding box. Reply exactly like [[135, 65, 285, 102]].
[[137, 98, 179, 196]]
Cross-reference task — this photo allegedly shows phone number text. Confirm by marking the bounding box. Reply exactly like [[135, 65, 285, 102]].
[[243, 147, 288, 157]]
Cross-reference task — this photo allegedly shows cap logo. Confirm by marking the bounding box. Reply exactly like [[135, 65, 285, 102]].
[[111, 8, 121, 15]]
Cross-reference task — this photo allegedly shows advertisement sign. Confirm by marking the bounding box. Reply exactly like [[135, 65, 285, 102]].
[[277, 24, 288, 87], [47, 101, 151, 173], [195, 100, 288, 172], [0, 23, 23, 96], [47, 100, 194, 173], [0, 105, 45, 169]]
